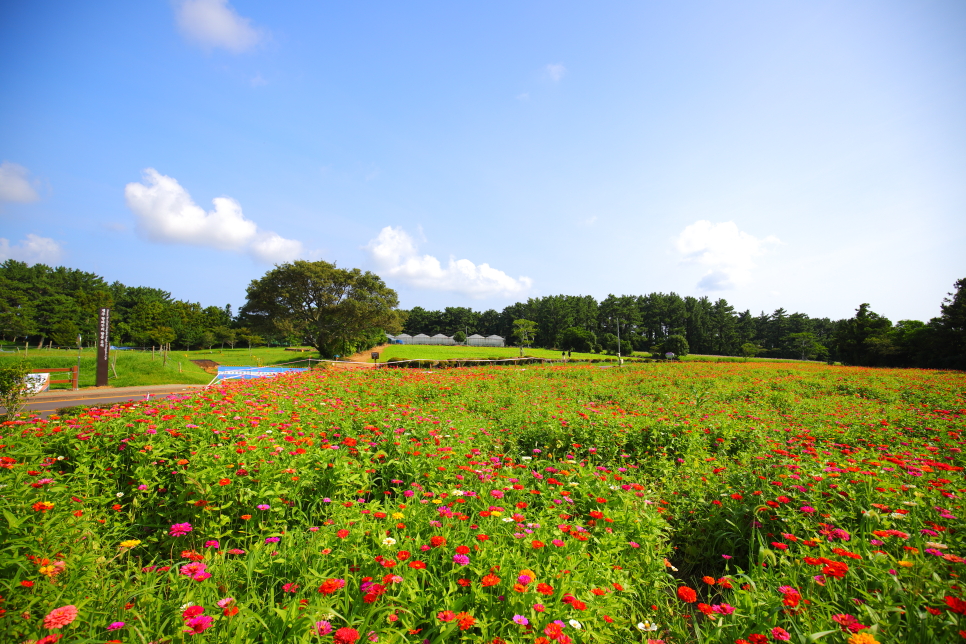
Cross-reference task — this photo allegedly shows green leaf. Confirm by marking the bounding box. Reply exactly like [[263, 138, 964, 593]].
[[806, 630, 839, 642], [3, 510, 21, 530]]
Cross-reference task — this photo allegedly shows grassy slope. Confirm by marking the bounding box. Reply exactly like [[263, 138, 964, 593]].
[[0, 349, 211, 388]]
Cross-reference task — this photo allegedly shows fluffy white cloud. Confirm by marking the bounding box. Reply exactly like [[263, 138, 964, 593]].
[[249, 231, 304, 264], [366, 226, 533, 298], [546, 63, 566, 81], [176, 0, 263, 53], [0, 234, 63, 265], [674, 220, 781, 290], [0, 161, 40, 203], [125, 168, 302, 263]]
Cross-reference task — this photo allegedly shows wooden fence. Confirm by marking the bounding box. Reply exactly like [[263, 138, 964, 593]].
[[30, 366, 79, 391]]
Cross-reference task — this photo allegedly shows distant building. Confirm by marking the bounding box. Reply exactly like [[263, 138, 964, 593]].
[[387, 332, 504, 346]]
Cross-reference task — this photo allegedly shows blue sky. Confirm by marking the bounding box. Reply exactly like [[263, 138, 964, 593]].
[[2, 0, 964, 323]]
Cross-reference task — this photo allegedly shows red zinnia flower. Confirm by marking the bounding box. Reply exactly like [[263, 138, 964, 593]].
[[333, 627, 360, 644], [677, 586, 697, 603]]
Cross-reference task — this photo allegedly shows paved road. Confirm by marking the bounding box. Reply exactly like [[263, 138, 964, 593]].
[[4, 384, 208, 419]]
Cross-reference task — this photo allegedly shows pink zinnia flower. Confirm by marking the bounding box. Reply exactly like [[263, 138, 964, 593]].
[[107, 621, 125, 631], [771, 626, 791, 641], [43, 605, 78, 629], [184, 615, 214, 634], [170, 522, 192, 537], [314, 620, 333, 636]]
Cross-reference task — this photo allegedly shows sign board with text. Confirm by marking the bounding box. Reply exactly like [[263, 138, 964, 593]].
[[97, 308, 110, 386]]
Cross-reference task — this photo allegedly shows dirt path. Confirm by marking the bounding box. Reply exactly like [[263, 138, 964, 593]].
[[345, 343, 390, 363], [324, 344, 390, 371]]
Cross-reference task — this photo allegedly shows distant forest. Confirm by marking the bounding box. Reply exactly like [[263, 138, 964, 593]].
[[1, 260, 963, 370]]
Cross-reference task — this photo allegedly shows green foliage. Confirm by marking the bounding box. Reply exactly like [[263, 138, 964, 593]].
[[557, 326, 596, 353], [786, 331, 828, 361], [600, 332, 620, 355], [241, 260, 402, 358], [5, 257, 962, 370], [740, 342, 761, 359], [662, 334, 689, 357], [511, 319, 538, 347], [0, 359, 31, 419], [452, 330, 466, 344], [149, 326, 175, 346]]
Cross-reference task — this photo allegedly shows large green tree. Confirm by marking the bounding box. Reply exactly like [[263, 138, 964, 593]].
[[241, 261, 402, 358], [835, 303, 893, 366]]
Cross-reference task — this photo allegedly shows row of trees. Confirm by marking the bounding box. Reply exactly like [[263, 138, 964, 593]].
[[402, 294, 837, 359], [402, 281, 966, 369], [0, 260, 256, 350], [2, 258, 963, 369]]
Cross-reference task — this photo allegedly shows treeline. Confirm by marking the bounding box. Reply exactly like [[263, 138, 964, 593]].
[[2, 259, 963, 369], [403, 280, 966, 370], [0, 260, 247, 350]]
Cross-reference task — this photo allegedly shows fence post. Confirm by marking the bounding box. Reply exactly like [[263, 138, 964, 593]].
[[71, 365, 78, 391]]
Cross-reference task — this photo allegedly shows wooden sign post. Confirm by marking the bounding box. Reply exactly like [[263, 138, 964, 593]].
[[96, 308, 110, 387]]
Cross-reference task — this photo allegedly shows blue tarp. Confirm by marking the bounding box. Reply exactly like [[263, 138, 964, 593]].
[[214, 366, 308, 381]]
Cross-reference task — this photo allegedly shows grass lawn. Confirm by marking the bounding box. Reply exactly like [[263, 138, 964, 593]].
[[0, 344, 824, 389], [0, 348, 211, 388], [177, 346, 322, 367]]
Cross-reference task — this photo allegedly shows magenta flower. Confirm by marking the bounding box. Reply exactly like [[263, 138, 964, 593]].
[[513, 615, 529, 626], [453, 554, 470, 566], [184, 615, 214, 635], [169, 522, 192, 537], [107, 621, 125, 631]]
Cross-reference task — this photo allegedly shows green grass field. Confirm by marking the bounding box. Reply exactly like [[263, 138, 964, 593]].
[[0, 348, 211, 388], [0, 343, 821, 389]]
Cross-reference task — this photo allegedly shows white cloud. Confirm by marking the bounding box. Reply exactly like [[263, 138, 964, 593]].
[[365, 226, 533, 298], [250, 72, 267, 87], [124, 168, 303, 263], [581, 215, 598, 226], [249, 231, 304, 264], [546, 63, 566, 81], [0, 234, 63, 265], [674, 220, 781, 291], [0, 161, 40, 203], [516, 92, 530, 101], [176, 0, 263, 53]]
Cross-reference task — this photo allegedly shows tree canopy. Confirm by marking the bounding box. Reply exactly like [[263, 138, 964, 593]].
[[240, 261, 402, 358]]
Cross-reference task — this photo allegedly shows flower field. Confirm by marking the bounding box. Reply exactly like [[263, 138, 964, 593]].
[[2, 362, 965, 644]]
